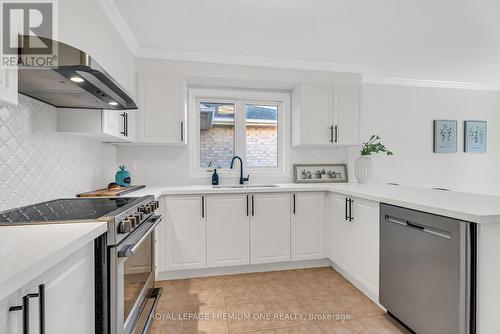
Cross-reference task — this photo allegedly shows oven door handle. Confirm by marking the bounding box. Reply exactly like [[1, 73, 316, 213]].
[[117, 214, 163, 258]]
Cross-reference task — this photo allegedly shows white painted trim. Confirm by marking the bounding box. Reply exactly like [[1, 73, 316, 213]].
[[136, 47, 370, 74], [362, 76, 500, 92], [96, 0, 140, 54], [156, 258, 330, 280]]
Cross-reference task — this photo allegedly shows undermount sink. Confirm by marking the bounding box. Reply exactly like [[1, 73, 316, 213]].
[[212, 184, 280, 189]]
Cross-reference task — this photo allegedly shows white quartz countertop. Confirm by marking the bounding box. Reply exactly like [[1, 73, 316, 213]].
[[0, 222, 106, 301], [129, 183, 500, 224]]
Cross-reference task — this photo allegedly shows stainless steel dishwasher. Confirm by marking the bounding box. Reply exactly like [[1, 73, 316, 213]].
[[380, 204, 476, 334]]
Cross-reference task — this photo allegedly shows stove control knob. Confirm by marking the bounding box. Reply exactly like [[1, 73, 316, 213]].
[[118, 219, 133, 234], [152, 201, 159, 210], [133, 212, 143, 224], [128, 215, 138, 228]]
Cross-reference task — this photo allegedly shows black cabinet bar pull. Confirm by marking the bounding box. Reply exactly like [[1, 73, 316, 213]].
[[180, 121, 184, 141], [120, 112, 126, 136], [23, 292, 39, 334], [125, 113, 128, 137], [246, 195, 249, 216], [334, 125, 338, 143], [39, 284, 45, 334], [329, 125, 334, 143], [293, 194, 296, 215], [345, 197, 348, 221], [348, 198, 354, 222], [251, 195, 255, 216], [201, 196, 205, 218]]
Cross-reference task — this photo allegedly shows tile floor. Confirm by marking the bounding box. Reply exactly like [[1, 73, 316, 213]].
[[150, 267, 411, 334]]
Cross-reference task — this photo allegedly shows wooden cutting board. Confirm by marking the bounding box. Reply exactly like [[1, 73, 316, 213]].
[[77, 185, 146, 197]]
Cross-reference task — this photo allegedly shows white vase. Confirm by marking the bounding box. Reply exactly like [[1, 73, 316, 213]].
[[354, 155, 373, 183]]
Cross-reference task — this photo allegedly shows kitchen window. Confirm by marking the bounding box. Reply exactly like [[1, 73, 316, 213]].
[[189, 89, 288, 176]]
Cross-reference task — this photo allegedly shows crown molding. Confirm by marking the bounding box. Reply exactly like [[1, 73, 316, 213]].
[[135, 47, 370, 74], [96, 0, 140, 54], [362, 76, 500, 91]]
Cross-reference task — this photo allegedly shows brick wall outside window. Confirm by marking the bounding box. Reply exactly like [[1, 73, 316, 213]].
[[200, 124, 277, 168]]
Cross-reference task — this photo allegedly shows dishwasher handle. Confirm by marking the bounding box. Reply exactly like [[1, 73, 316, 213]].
[[384, 215, 451, 240]]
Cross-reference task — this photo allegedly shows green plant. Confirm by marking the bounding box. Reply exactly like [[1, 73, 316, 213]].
[[360, 135, 393, 156]]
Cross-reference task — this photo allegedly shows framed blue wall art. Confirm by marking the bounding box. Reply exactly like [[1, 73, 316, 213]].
[[464, 120, 487, 153], [433, 120, 457, 153]]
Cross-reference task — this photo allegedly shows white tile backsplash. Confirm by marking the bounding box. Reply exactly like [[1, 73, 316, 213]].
[[0, 96, 117, 211]]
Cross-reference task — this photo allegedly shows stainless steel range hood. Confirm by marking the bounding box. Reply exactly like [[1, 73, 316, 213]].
[[18, 36, 137, 110]]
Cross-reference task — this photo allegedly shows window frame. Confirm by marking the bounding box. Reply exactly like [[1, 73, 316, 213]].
[[188, 88, 290, 178]]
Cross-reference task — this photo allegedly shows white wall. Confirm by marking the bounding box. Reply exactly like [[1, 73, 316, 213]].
[[354, 84, 500, 195], [0, 96, 117, 211]]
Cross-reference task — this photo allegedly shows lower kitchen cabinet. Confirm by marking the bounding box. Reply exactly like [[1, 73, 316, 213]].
[[250, 193, 291, 264], [163, 195, 206, 270], [328, 192, 380, 298], [1, 243, 94, 334], [291, 192, 325, 261], [206, 194, 250, 268]]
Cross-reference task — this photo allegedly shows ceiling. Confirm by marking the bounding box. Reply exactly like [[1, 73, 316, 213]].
[[112, 0, 500, 85]]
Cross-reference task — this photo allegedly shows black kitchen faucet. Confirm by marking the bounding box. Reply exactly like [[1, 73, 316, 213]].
[[230, 156, 250, 185]]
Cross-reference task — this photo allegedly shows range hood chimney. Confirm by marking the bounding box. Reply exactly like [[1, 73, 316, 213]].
[[18, 36, 137, 110]]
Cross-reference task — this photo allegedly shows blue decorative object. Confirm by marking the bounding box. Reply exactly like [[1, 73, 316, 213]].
[[115, 165, 131, 187], [464, 120, 487, 153], [433, 120, 457, 153], [211, 168, 219, 185]]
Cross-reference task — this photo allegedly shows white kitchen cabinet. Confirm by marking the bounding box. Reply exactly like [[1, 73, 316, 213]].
[[0, 69, 18, 106], [292, 82, 361, 146], [163, 196, 206, 270], [291, 192, 325, 261], [328, 193, 353, 272], [138, 74, 187, 145], [250, 193, 291, 264], [328, 193, 379, 297], [350, 197, 380, 296], [1, 243, 94, 334], [206, 194, 250, 268], [57, 108, 137, 143]]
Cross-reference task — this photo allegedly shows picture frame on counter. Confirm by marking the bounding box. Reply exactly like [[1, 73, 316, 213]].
[[433, 120, 457, 153], [293, 163, 348, 183], [464, 120, 487, 153]]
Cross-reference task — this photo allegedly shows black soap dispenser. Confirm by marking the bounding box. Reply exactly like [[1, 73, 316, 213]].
[[211, 168, 219, 185]]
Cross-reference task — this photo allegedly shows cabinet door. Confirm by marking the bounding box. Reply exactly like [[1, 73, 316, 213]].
[[125, 110, 138, 143], [351, 198, 380, 296], [291, 192, 325, 261], [138, 74, 186, 144], [250, 193, 291, 264], [102, 110, 126, 139], [0, 290, 22, 334], [333, 84, 361, 145], [292, 82, 333, 146], [0, 69, 18, 106], [328, 193, 352, 273], [23, 243, 95, 334], [164, 196, 205, 270], [206, 194, 250, 268]]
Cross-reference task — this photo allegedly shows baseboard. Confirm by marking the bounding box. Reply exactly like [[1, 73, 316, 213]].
[[156, 258, 330, 280], [328, 259, 384, 309]]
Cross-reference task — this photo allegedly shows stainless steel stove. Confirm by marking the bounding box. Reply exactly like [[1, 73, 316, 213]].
[[0, 196, 163, 334]]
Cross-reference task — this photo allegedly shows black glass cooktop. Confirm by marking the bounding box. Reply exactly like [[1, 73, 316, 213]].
[[0, 197, 139, 224]]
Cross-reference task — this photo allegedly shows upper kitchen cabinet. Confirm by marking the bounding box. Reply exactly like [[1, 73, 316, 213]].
[[0, 69, 18, 106], [57, 109, 137, 143], [137, 74, 187, 145], [292, 82, 361, 146]]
